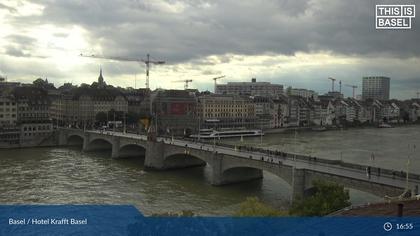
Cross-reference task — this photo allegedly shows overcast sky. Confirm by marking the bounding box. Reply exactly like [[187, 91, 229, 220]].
[[0, 0, 419, 99]]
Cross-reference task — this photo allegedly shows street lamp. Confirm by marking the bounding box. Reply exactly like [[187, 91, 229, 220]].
[[260, 120, 263, 145], [291, 128, 297, 203], [123, 111, 126, 134], [198, 116, 201, 142]]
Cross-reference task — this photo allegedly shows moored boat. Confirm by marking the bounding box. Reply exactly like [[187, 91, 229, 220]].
[[312, 126, 327, 131], [190, 129, 263, 139], [378, 123, 393, 128]]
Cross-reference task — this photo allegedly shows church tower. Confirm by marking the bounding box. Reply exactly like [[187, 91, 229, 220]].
[[98, 67, 106, 87]]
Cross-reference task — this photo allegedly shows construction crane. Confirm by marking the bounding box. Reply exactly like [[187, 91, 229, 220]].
[[174, 79, 193, 90], [212, 75, 225, 93], [339, 80, 342, 94], [80, 53, 165, 89], [328, 77, 336, 92], [345, 84, 358, 98]]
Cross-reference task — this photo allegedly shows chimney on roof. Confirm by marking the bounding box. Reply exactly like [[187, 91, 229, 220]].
[[251, 78, 256, 83]]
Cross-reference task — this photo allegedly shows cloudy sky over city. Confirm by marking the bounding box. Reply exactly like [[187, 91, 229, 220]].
[[0, 0, 419, 99]]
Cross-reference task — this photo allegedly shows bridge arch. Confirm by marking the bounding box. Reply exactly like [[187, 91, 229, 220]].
[[66, 134, 84, 146], [220, 167, 264, 185], [118, 144, 146, 158], [163, 152, 207, 170], [85, 138, 113, 152], [219, 157, 294, 186]]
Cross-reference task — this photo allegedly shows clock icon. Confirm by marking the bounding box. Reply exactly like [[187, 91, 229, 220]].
[[384, 222, 393, 232]]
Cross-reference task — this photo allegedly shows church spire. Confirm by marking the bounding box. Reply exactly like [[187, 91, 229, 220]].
[[98, 66, 105, 87]]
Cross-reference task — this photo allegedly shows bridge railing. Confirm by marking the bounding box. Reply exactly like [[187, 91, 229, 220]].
[[196, 140, 420, 181], [61, 128, 420, 182]]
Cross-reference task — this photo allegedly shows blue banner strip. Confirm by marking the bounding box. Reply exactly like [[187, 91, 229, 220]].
[[1, 205, 420, 236]]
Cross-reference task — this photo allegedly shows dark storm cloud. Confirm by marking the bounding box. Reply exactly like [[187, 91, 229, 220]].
[[0, 3, 16, 13], [4, 46, 30, 57], [5, 34, 37, 48], [3, 34, 39, 58], [1, 0, 419, 98], [19, 0, 417, 64]]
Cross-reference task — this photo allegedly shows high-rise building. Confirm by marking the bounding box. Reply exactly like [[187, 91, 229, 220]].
[[215, 78, 283, 97], [362, 76, 390, 100]]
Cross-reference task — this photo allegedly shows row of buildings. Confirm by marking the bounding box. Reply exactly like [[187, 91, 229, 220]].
[[0, 72, 416, 144], [216, 76, 391, 101], [0, 83, 53, 146]]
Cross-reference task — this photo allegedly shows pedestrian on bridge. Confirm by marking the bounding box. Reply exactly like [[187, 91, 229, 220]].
[[366, 166, 371, 179]]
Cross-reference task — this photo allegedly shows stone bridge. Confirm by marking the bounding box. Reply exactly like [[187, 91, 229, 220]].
[[58, 128, 420, 202]]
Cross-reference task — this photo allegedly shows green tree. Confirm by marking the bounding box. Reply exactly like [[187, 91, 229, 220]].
[[33, 78, 45, 87], [80, 83, 90, 88], [91, 81, 99, 88], [235, 197, 287, 217], [289, 180, 350, 216], [286, 86, 292, 96], [58, 83, 76, 91], [33, 78, 55, 89]]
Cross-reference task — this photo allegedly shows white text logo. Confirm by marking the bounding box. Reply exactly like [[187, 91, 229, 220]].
[[376, 5, 415, 29]]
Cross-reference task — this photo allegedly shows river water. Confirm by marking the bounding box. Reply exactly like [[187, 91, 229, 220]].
[[1, 126, 419, 216]]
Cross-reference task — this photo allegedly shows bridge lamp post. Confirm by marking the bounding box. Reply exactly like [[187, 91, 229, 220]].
[[405, 144, 415, 193], [290, 128, 297, 203], [213, 136, 217, 153], [83, 118, 86, 132], [113, 112, 116, 133], [197, 116, 201, 142], [405, 156, 411, 194], [259, 119, 263, 145], [123, 111, 126, 134]]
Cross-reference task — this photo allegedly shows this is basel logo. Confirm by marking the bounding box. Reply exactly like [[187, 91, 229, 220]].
[[376, 5, 415, 29]]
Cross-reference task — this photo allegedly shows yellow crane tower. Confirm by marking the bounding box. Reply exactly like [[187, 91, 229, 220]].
[[173, 79, 193, 90], [212, 75, 225, 93]]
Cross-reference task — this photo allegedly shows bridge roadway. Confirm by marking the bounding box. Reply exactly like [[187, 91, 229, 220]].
[[59, 128, 420, 202]]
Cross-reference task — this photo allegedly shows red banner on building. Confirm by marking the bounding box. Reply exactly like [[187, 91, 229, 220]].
[[170, 103, 188, 115]]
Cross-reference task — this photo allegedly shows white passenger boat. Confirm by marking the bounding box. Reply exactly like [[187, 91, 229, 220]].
[[312, 126, 327, 131], [378, 123, 393, 128], [190, 129, 264, 139]]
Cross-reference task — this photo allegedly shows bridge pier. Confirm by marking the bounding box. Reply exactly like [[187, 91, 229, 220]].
[[210, 154, 223, 185], [58, 131, 67, 146], [82, 133, 90, 151], [144, 141, 165, 169], [111, 138, 120, 158], [291, 168, 306, 202]]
